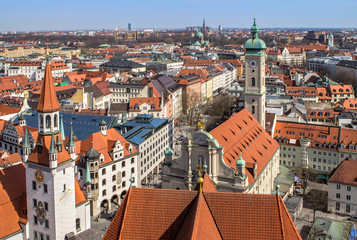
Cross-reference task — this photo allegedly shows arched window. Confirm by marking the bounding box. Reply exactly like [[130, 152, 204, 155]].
[[46, 115, 51, 129], [40, 115, 44, 128], [54, 114, 58, 128], [252, 106, 255, 114], [252, 77, 256, 87]]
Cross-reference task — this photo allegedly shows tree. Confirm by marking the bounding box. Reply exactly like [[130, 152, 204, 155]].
[[306, 190, 326, 221], [182, 91, 202, 126], [205, 94, 235, 120]]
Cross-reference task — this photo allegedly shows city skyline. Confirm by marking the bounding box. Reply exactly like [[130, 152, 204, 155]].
[[0, 0, 357, 32]]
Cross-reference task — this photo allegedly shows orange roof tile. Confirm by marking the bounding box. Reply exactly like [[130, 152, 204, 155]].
[[28, 133, 71, 166], [129, 97, 161, 112], [75, 178, 87, 205], [0, 164, 27, 239], [342, 98, 357, 110], [328, 159, 357, 186], [274, 121, 340, 150], [36, 63, 61, 113], [0, 105, 21, 116], [78, 129, 137, 167], [104, 180, 301, 240], [210, 109, 279, 184]]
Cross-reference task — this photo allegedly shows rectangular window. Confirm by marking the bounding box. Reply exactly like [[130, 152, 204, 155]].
[[337, 184, 340, 190], [40, 233, 44, 240], [45, 219, 49, 228], [34, 231, 38, 240], [63, 169, 66, 174], [76, 218, 81, 231], [46, 235, 50, 240], [34, 215, 38, 225], [44, 202, 48, 211], [33, 199, 37, 207], [32, 181, 37, 190], [336, 202, 340, 210], [346, 204, 351, 212], [63, 184, 66, 191], [347, 195, 351, 201], [43, 184, 48, 193], [347, 186, 351, 191], [336, 193, 340, 199]]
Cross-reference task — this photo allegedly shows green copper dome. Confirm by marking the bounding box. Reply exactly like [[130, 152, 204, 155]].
[[244, 18, 266, 51], [196, 31, 203, 38], [236, 155, 245, 167]]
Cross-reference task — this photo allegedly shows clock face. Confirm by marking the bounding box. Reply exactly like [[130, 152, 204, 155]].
[[34, 169, 44, 183], [249, 60, 257, 68]]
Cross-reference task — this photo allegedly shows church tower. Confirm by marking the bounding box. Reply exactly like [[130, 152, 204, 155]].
[[25, 62, 77, 240], [244, 18, 266, 127]]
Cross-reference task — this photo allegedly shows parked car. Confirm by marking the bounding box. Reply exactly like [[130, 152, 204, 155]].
[[349, 215, 357, 222]]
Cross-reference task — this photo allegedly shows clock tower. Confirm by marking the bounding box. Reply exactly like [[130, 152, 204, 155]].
[[26, 61, 77, 240], [244, 18, 266, 127]]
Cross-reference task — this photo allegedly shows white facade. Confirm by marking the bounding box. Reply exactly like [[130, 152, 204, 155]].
[[328, 182, 357, 215], [138, 124, 169, 184]]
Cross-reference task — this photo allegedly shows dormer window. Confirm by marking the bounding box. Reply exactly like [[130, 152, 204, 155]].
[[100, 154, 104, 164], [341, 143, 345, 149], [349, 144, 354, 150], [128, 144, 133, 153]]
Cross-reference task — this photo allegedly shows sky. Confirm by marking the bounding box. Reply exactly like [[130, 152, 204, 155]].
[[0, 0, 356, 32]]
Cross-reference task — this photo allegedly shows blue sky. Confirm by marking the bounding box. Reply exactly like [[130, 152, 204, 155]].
[[0, 0, 356, 32]]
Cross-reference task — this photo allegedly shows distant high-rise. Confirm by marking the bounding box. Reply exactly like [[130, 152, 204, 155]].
[[128, 23, 132, 31], [219, 25, 222, 34], [202, 18, 206, 34]]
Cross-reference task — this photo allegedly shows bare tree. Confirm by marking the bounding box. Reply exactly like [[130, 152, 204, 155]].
[[306, 190, 326, 221], [182, 91, 202, 126], [205, 94, 235, 120]]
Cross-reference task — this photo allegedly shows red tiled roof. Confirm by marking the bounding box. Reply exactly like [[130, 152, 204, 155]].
[[210, 109, 279, 184], [104, 178, 301, 240], [0, 105, 21, 116], [341, 98, 357, 110], [28, 133, 72, 166], [328, 159, 357, 186], [286, 86, 318, 96], [77, 129, 137, 167], [274, 121, 340, 149], [128, 97, 161, 112], [329, 84, 353, 95], [75, 179, 87, 205], [317, 87, 331, 100], [36, 63, 61, 113], [0, 164, 27, 239]]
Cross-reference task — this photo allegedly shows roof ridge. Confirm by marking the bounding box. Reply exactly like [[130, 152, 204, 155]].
[[276, 194, 286, 239], [278, 194, 303, 239], [202, 192, 224, 239], [118, 188, 131, 240]]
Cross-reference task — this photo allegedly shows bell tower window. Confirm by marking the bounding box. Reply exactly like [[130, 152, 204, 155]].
[[54, 114, 58, 128], [252, 106, 255, 114], [40, 115, 44, 128], [46, 115, 51, 129], [252, 77, 256, 87]]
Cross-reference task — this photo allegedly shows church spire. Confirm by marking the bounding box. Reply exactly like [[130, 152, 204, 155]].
[[36, 62, 60, 113], [60, 115, 65, 140]]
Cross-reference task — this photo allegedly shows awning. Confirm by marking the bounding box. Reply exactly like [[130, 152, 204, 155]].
[[317, 174, 328, 180]]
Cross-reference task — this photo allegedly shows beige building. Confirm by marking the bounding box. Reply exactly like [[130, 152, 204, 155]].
[[162, 109, 280, 194], [328, 159, 357, 215]]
